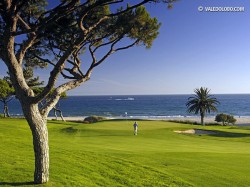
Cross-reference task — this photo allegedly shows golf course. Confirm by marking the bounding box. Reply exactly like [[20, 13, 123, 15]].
[[1, 118, 250, 186]]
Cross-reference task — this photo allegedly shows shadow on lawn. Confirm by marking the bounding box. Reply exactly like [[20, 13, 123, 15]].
[[0, 182, 34, 186], [61, 127, 130, 137]]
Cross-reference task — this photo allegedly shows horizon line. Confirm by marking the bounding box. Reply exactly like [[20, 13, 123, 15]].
[[67, 93, 250, 96]]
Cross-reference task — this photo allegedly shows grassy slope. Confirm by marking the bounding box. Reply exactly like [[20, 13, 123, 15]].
[[0, 118, 250, 186]]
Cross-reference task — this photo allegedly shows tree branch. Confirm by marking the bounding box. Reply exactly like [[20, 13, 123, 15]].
[[30, 34, 87, 103], [12, 0, 79, 36], [92, 37, 123, 68], [33, 54, 55, 67], [40, 77, 89, 117], [114, 39, 140, 52]]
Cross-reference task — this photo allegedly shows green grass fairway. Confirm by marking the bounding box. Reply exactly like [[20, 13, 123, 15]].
[[1, 118, 250, 186]]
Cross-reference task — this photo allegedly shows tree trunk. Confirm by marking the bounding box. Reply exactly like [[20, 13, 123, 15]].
[[22, 103, 49, 184], [59, 109, 65, 122], [4, 103, 10, 117], [54, 107, 65, 122], [3, 105, 6, 118], [201, 113, 205, 126], [3, 101, 10, 117], [54, 108, 58, 120]]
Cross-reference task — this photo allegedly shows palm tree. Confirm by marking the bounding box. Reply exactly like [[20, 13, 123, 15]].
[[186, 87, 220, 126]]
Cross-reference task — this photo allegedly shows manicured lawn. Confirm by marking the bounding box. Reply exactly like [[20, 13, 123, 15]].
[[0, 118, 250, 186]]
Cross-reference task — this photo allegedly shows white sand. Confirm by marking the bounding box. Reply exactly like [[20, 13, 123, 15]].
[[174, 129, 217, 135], [47, 116, 85, 121]]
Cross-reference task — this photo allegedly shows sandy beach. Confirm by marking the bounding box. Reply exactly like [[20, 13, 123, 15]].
[[47, 116, 250, 126]]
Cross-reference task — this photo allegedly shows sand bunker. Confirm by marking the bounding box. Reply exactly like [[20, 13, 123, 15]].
[[174, 129, 217, 135]]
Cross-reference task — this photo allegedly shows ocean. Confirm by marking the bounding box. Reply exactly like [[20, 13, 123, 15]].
[[1, 94, 250, 119]]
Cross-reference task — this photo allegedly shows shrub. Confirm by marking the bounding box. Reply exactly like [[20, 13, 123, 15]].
[[227, 115, 237, 125], [215, 113, 237, 125], [83, 116, 106, 123]]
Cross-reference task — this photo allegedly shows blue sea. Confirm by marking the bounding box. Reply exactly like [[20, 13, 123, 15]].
[[1, 94, 250, 119]]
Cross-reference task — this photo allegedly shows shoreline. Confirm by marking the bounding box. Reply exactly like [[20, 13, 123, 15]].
[[47, 116, 250, 126]]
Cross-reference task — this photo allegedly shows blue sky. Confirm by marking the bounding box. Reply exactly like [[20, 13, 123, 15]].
[[1, 0, 250, 95]]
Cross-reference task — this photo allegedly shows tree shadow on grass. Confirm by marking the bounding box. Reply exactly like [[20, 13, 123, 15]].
[[60, 127, 131, 137], [61, 126, 79, 133], [0, 181, 34, 186]]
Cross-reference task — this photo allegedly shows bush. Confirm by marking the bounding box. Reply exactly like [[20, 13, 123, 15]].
[[215, 113, 237, 125], [83, 116, 106, 123]]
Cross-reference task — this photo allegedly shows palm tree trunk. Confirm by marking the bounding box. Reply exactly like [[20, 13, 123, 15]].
[[201, 113, 205, 126]]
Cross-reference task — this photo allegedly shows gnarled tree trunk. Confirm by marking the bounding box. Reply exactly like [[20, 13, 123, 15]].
[[22, 103, 49, 184]]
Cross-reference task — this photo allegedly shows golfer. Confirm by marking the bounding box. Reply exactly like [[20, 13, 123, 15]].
[[133, 121, 138, 135]]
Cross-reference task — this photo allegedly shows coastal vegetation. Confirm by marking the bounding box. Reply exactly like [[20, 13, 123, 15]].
[[186, 87, 220, 126], [0, 68, 44, 118], [0, 79, 14, 117], [83, 116, 107, 123], [215, 113, 237, 126], [1, 118, 250, 186]]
